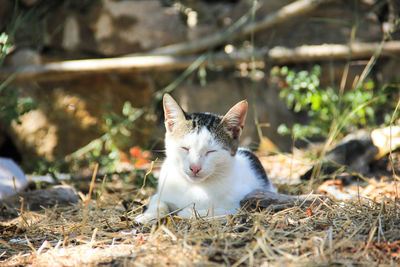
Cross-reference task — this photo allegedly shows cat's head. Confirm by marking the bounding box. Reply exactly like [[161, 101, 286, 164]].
[[163, 93, 247, 183]]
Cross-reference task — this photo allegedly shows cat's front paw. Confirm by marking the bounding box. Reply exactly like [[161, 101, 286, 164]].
[[177, 208, 194, 219], [134, 213, 159, 225]]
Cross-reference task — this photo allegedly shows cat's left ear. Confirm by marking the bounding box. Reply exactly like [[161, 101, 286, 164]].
[[221, 100, 248, 139]]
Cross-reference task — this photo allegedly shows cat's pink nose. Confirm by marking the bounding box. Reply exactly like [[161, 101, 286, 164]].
[[190, 165, 201, 175]]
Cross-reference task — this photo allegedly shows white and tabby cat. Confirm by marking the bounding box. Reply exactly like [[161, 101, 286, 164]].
[[135, 94, 275, 224]]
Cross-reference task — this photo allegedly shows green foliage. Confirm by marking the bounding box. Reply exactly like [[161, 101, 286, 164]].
[[0, 87, 37, 125], [70, 101, 157, 187], [102, 101, 145, 163], [72, 101, 144, 172], [23, 156, 69, 179], [0, 32, 37, 125], [131, 169, 158, 188], [0, 32, 12, 65], [379, 82, 400, 124], [272, 65, 389, 139]]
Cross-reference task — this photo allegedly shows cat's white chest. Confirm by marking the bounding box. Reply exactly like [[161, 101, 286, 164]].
[[157, 153, 266, 217], [159, 161, 234, 210]]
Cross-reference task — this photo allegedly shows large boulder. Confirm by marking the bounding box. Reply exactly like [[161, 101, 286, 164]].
[[46, 0, 187, 56], [4, 47, 154, 163], [8, 73, 154, 162]]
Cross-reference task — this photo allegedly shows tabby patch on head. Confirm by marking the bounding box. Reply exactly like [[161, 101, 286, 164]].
[[163, 94, 247, 156]]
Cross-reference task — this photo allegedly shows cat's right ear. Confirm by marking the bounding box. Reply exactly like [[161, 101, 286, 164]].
[[221, 100, 248, 139], [163, 94, 185, 132]]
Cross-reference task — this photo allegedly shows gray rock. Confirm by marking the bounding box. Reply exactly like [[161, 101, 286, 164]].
[[7, 48, 41, 67]]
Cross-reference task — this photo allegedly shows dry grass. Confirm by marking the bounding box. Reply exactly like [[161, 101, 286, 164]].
[[1, 155, 400, 266]]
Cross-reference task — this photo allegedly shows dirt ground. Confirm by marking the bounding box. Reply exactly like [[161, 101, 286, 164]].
[[1, 151, 399, 266]]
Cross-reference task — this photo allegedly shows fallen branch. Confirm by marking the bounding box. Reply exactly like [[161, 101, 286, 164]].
[[0, 50, 266, 83], [149, 0, 330, 56], [269, 41, 400, 64], [1, 41, 400, 83]]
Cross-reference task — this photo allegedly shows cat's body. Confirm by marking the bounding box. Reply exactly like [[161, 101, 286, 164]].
[[135, 94, 274, 224]]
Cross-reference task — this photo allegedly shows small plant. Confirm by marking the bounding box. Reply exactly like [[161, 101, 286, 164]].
[[0, 32, 37, 125], [272, 65, 389, 140], [70, 101, 157, 187], [0, 86, 37, 125], [71, 101, 145, 171], [0, 32, 12, 65]]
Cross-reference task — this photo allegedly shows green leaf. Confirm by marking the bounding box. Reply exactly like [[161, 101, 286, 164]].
[[277, 124, 291, 136], [122, 101, 133, 116]]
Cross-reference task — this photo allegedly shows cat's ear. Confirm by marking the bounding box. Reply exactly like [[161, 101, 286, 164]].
[[163, 94, 185, 132], [221, 100, 248, 139]]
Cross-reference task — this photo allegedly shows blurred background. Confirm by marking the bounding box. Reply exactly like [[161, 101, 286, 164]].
[[0, 0, 399, 180]]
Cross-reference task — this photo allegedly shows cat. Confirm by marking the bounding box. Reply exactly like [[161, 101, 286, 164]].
[[134, 93, 275, 224]]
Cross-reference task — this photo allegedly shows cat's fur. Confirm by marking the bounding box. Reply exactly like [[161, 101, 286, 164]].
[[134, 94, 274, 224]]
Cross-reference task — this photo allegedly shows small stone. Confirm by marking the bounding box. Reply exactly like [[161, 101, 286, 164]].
[[0, 157, 27, 200]]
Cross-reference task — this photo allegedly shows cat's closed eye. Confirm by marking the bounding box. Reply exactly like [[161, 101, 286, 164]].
[[206, 150, 217, 156], [181, 147, 189, 152]]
